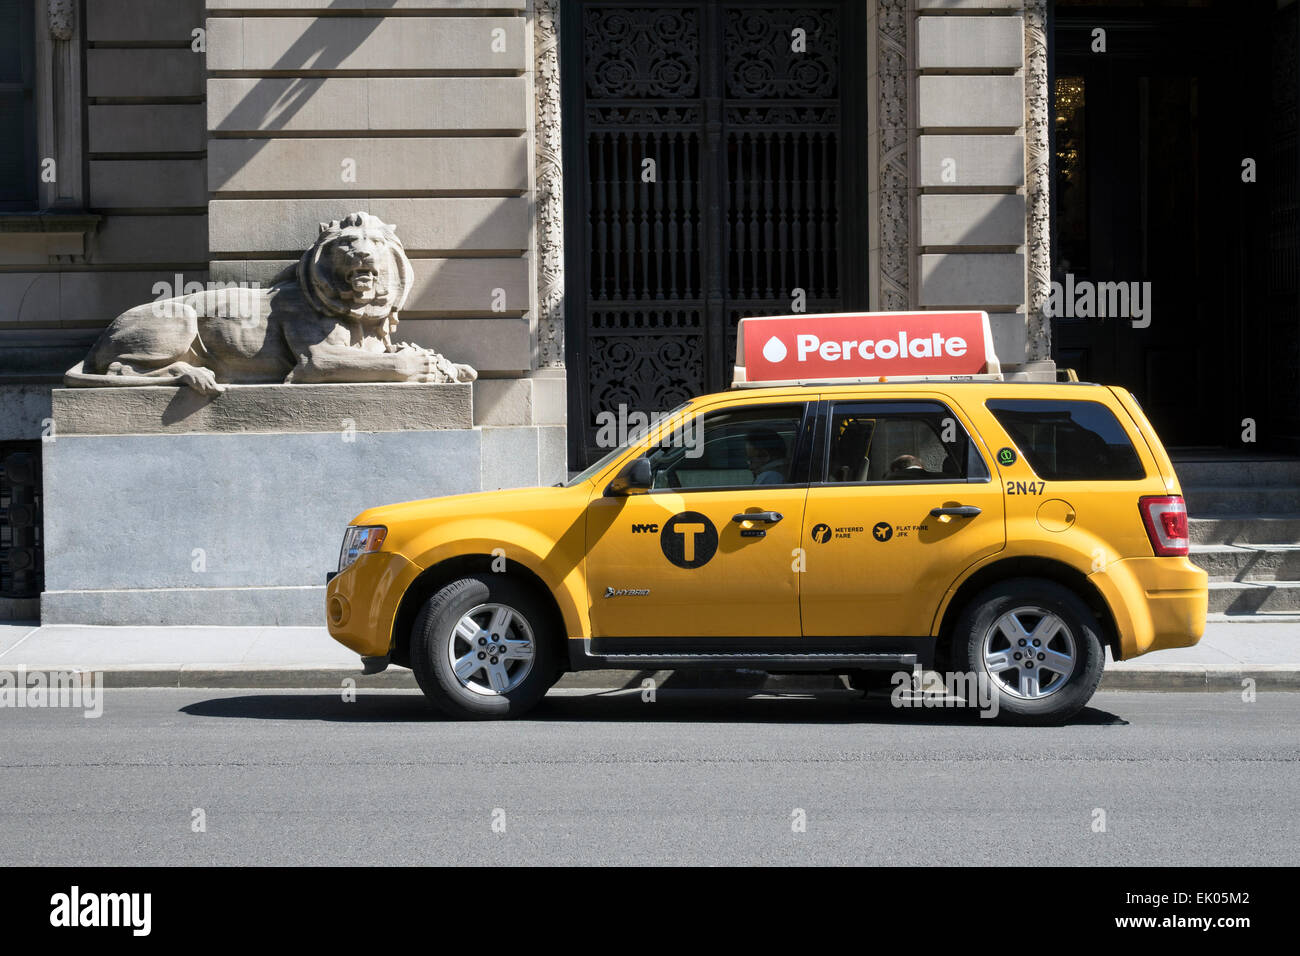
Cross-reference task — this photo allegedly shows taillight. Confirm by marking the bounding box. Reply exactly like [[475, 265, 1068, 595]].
[[1139, 496, 1189, 556]]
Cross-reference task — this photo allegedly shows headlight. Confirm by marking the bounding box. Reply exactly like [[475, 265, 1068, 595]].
[[338, 525, 387, 572]]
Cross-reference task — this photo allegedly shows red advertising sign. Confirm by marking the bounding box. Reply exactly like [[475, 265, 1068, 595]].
[[737, 311, 995, 383]]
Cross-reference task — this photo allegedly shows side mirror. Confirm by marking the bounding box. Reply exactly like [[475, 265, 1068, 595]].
[[604, 457, 653, 496]]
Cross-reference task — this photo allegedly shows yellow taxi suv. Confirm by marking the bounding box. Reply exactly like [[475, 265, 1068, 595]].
[[326, 311, 1208, 724]]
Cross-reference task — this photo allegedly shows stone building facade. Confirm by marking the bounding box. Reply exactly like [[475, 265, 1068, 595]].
[[1, 0, 1297, 622], [0, 0, 1059, 426]]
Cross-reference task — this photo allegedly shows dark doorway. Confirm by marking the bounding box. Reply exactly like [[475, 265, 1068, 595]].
[[1052, 1, 1281, 448], [562, 1, 869, 467]]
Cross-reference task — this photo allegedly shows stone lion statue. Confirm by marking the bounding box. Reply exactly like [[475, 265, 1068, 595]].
[[64, 211, 476, 395]]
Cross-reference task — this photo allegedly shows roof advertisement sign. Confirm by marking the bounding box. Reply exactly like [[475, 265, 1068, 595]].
[[734, 311, 1000, 386]]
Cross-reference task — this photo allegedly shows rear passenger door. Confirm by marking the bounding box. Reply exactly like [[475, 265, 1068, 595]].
[[800, 397, 1006, 637]]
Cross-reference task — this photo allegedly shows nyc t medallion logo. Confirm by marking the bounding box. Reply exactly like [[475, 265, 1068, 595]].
[[660, 512, 719, 568]]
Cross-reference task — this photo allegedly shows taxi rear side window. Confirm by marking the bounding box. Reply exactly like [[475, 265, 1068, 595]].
[[986, 399, 1145, 480], [823, 401, 988, 483]]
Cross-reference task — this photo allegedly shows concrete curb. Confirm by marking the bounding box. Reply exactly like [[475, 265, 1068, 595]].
[[1098, 666, 1300, 691], [1206, 613, 1300, 624], [16, 665, 1300, 692]]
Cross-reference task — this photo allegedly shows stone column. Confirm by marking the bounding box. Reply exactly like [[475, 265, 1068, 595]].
[[36, 0, 86, 209], [911, 0, 1048, 373]]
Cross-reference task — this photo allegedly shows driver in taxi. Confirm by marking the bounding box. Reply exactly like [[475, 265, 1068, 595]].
[[745, 429, 789, 484]]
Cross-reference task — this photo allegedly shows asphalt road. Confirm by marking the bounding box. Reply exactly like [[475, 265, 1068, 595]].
[[1, 688, 1296, 866]]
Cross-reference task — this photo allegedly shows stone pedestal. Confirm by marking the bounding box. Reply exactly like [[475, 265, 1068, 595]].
[[41, 383, 565, 625]]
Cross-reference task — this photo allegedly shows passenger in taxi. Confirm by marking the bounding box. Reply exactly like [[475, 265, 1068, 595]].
[[886, 454, 927, 479], [745, 429, 789, 484]]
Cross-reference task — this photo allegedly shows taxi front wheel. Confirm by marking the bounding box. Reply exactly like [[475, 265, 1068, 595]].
[[953, 578, 1105, 725], [410, 575, 557, 719]]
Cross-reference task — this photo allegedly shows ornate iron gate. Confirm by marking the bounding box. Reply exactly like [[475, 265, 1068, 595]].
[[563, 1, 867, 466]]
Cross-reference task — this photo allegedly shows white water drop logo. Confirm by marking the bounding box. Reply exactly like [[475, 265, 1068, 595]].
[[762, 336, 788, 363]]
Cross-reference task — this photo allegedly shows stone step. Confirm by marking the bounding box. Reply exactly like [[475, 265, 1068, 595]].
[[1183, 486, 1300, 516], [1189, 544, 1300, 582], [1189, 515, 1300, 545], [1172, 457, 1300, 487], [1208, 580, 1300, 613]]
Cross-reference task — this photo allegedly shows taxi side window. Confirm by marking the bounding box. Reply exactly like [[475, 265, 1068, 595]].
[[645, 404, 809, 490], [823, 401, 986, 483]]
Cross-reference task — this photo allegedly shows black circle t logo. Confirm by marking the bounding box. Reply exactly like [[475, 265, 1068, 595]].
[[660, 511, 719, 568]]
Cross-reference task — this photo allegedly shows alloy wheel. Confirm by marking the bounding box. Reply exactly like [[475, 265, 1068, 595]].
[[446, 603, 536, 696], [981, 606, 1077, 700]]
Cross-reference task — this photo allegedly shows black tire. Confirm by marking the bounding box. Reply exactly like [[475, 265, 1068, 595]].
[[953, 577, 1105, 725], [410, 574, 558, 719]]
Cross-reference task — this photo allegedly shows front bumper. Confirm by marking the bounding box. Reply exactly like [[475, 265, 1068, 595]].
[[1089, 556, 1208, 660], [325, 551, 422, 658]]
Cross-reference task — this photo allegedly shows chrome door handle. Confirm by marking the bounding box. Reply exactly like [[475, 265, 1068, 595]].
[[733, 511, 783, 524], [930, 506, 981, 518]]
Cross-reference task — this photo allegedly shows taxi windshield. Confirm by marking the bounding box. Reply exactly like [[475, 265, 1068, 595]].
[[564, 400, 694, 486]]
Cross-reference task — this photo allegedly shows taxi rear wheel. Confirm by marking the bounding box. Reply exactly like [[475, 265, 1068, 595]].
[[410, 575, 556, 719], [953, 577, 1105, 725]]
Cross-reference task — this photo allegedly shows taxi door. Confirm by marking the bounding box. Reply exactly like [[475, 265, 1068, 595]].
[[799, 396, 1006, 637], [584, 401, 814, 640]]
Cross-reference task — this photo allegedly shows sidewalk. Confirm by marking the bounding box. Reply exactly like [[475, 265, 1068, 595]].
[[1, 618, 1296, 691]]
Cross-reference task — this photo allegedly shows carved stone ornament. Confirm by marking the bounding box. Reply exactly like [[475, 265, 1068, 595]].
[[48, 0, 75, 41], [534, 0, 566, 368], [877, 0, 910, 310], [1024, 0, 1052, 361], [64, 212, 477, 395]]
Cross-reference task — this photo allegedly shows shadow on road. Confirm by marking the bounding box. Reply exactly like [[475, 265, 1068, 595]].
[[179, 690, 1129, 727]]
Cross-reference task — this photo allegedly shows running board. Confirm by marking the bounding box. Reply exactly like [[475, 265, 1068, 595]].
[[575, 651, 916, 672]]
